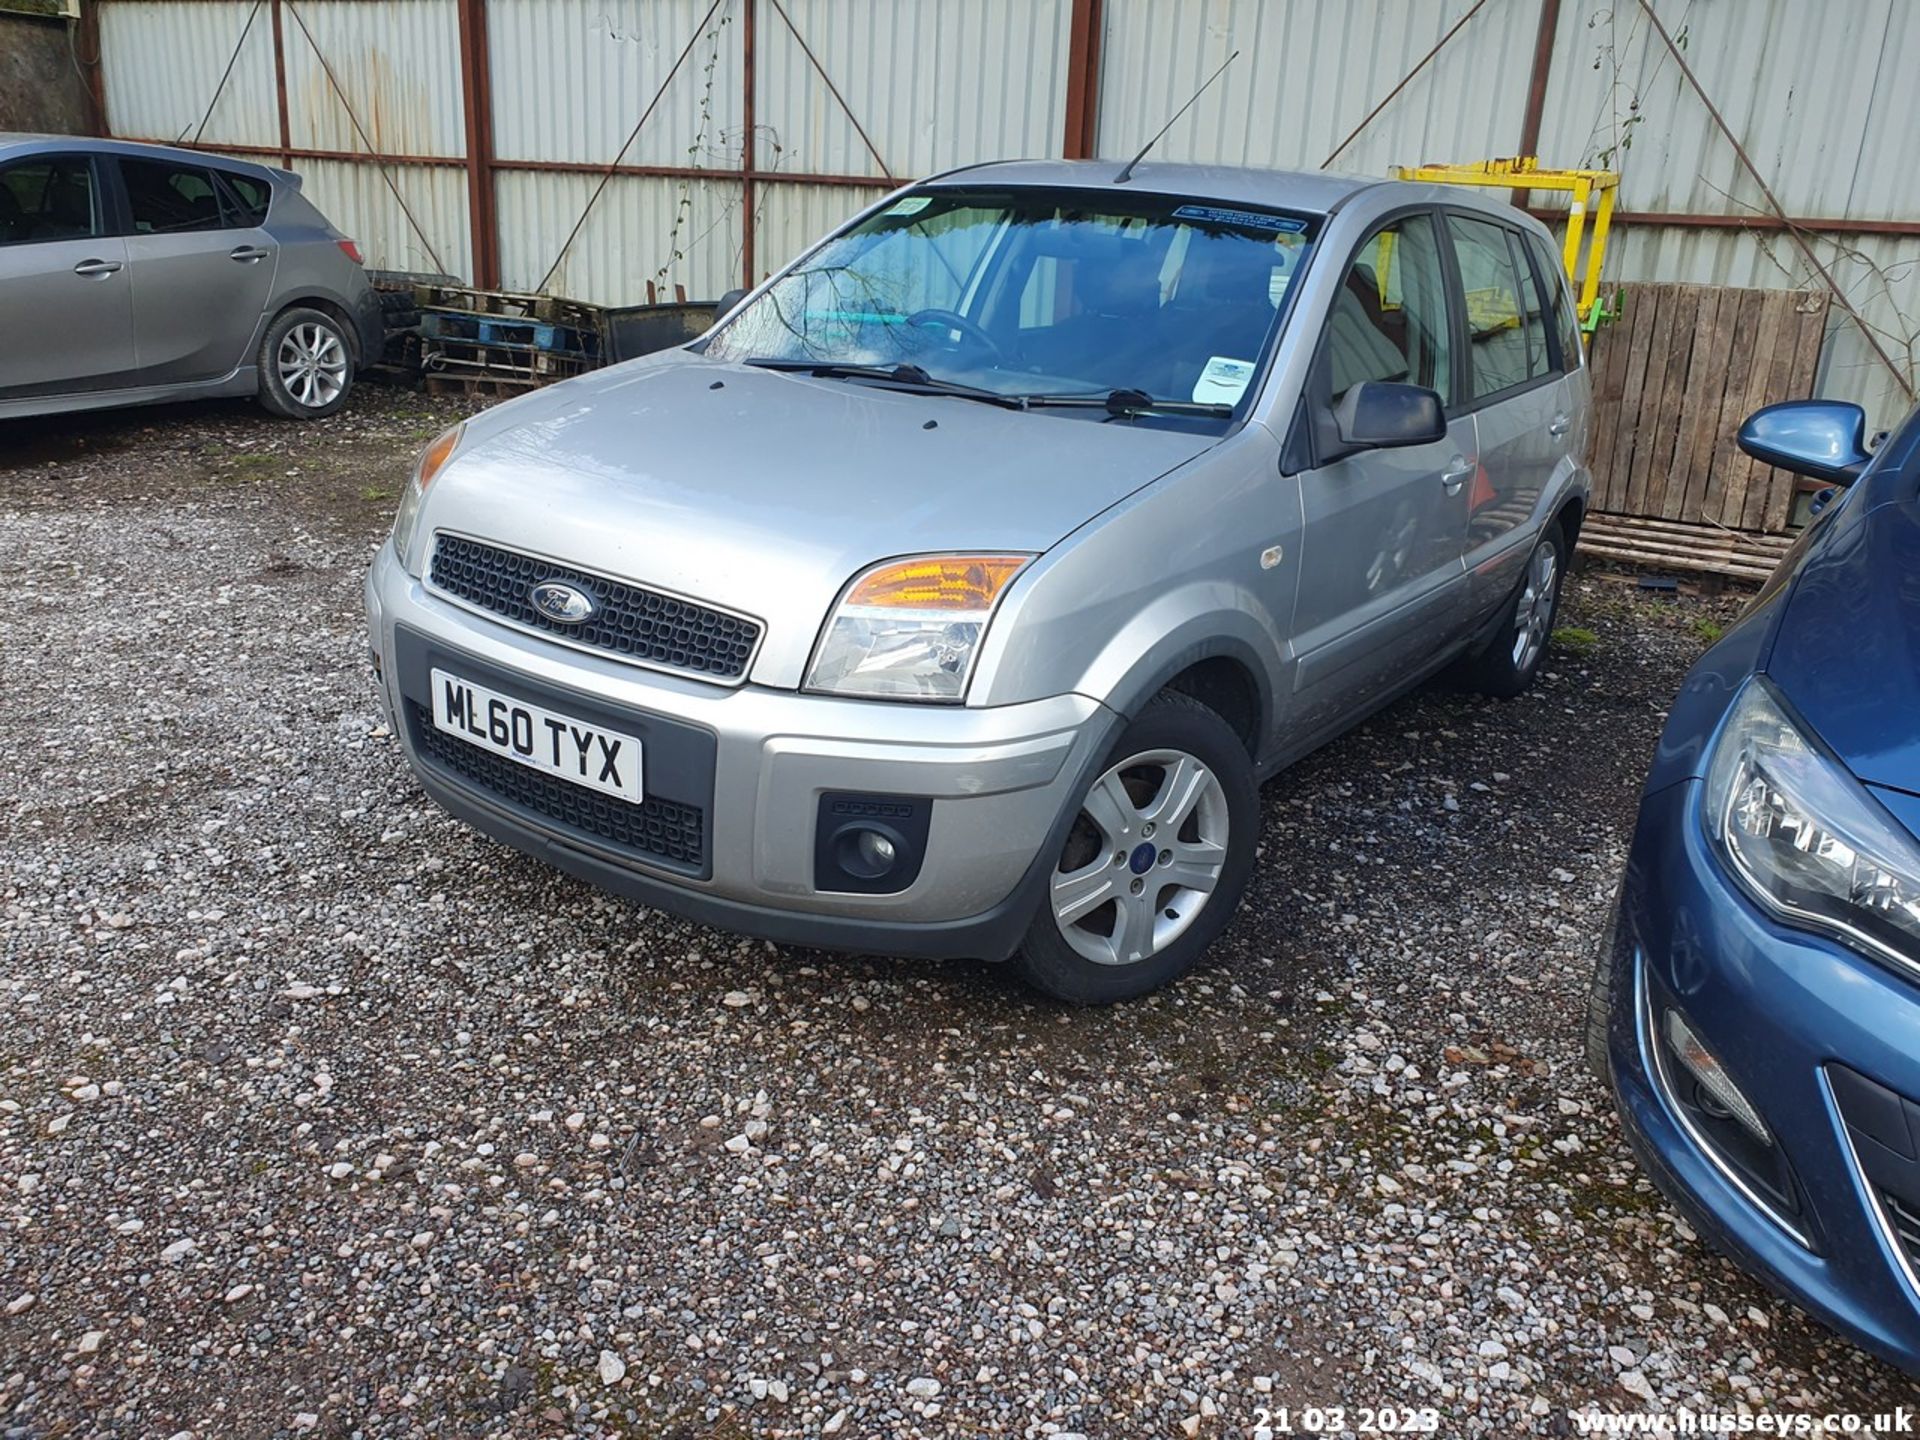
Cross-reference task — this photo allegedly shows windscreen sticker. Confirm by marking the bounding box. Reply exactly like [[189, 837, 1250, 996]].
[[885, 196, 933, 217], [1193, 356, 1257, 406], [1172, 204, 1307, 233]]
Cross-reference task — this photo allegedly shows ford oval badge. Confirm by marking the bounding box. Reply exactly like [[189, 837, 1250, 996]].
[[528, 579, 598, 625]]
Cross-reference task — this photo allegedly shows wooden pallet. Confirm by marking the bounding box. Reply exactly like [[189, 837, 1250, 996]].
[[1577, 512, 1796, 584], [1587, 282, 1828, 535]]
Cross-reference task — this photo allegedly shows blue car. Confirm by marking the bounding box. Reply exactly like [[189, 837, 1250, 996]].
[[1591, 397, 1920, 1375]]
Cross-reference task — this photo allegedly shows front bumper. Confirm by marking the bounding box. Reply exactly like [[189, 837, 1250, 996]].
[[1604, 778, 1920, 1376], [364, 540, 1119, 959]]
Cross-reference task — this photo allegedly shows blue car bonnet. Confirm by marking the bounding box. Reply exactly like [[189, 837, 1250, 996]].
[[1768, 495, 1920, 797]]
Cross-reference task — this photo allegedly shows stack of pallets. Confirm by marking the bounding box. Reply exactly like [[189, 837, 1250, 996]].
[[1578, 513, 1797, 585], [418, 287, 608, 396]]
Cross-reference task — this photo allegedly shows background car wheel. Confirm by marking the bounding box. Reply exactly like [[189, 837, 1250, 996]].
[[258, 306, 353, 419], [1460, 522, 1568, 697], [1014, 691, 1259, 1004]]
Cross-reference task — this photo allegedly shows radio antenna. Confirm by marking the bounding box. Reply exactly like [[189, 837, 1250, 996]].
[[1114, 50, 1240, 184]]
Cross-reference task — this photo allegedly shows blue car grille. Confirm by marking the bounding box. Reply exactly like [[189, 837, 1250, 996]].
[[430, 535, 760, 681], [1882, 1190, 1920, 1269]]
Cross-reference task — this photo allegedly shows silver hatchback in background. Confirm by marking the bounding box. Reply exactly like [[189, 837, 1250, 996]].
[[0, 134, 382, 421], [366, 160, 1591, 1002]]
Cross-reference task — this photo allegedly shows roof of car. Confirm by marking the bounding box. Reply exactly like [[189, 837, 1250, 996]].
[[0, 132, 284, 182], [919, 157, 1545, 232], [920, 158, 1379, 213]]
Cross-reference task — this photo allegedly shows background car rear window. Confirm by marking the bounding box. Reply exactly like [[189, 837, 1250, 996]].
[[121, 158, 227, 235], [1325, 214, 1453, 405], [218, 171, 271, 227], [1446, 214, 1539, 398], [0, 157, 97, 246]]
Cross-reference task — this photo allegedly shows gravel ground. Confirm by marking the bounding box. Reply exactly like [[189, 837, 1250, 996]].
[[2, 388, 1913, 1438]]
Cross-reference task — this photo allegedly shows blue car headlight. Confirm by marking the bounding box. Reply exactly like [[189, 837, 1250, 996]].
[[1704, 676, 1920, 977]]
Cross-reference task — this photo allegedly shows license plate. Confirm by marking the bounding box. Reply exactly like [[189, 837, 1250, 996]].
[[429, 668, 643, 803]]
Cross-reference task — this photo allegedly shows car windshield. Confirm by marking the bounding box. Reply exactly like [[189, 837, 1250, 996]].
[[704, 187, 1319, 416]]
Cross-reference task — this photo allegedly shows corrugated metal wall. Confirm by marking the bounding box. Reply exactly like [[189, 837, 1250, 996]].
[[92, 0, 1920, 428], [1097, 0, 1538, 178], [757, 0, 1072, 177], [1097, 0, 1920, 428]]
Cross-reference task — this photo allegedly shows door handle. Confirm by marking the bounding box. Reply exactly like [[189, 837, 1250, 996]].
[[1548, 413, 1571, 438], [1440, 456, 1474, 494], [73, 258, 122, 277], [229, 245, 271, 262]]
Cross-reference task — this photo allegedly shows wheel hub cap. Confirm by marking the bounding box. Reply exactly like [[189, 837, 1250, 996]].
[[277, 322, 348, 410], [1049, 748, 1231, 968], [1510, 539, 1559, 672]]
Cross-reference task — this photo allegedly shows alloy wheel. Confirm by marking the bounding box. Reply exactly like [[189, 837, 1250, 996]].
[[1510, 539, 1559, 673], [276, 322, 348, 410], [1049, 748, 1230, 967]]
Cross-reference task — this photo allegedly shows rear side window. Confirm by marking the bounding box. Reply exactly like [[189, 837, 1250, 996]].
[[0, 156, 98, 245], [120, 158, 227, 234], [1507, 231, 1554, 381], [1527, 230, 1582, 369], [217, 170, 271, 227], [1445, 214, 1541, 399], [1324, 213, 1453, 405]]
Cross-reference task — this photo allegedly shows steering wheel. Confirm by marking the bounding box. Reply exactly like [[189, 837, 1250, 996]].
[[904, 308, 1005, 362]]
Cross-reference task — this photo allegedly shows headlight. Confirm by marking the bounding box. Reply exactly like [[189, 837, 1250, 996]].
[[806, 554, 1030, 701], [1704, 676, 1920, 975], [391, 422, 465, 568]]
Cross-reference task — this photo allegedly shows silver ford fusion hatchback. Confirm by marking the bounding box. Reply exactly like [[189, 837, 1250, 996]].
[[366, 160, 1590, 1002], [0, 134, 381, 421]]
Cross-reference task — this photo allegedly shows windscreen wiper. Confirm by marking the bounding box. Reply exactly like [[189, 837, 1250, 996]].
[[1018, 387, 1235, 419], [743, 358, 1027, 409]]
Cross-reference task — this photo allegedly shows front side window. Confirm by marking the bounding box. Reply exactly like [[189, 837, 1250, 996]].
[[0, 157, 98, 246], [121, 158, 227, 235], [1324, 213, 1453, 405], [705, 188, 1319, 418], [1446, 214, 1539, 399]]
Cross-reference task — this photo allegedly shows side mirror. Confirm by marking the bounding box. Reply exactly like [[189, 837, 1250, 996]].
[[1332, 380, 1447, 450], [1737, 400, 1872, 486], [713, 287, 749, 318]]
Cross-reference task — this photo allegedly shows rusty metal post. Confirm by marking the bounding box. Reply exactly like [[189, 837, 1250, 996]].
[[741, 0, 757, 287], [1511, 0, 1561, 208], [1062, 0, 1103, 158], [270, 0, 291, 166], [76, 0, 109, 137], [456, 0, 501, 288]]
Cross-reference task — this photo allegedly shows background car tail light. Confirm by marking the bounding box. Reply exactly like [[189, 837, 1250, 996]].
[[337, 237, 364, 264]]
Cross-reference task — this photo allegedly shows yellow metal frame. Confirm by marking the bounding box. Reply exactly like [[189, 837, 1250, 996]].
[[1391, 156, 1619, 328]]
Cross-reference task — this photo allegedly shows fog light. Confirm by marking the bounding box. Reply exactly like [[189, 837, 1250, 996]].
[[1663, 1009, 1772, 1145], [836, 826, 900, 881], [857, 830, 896, 871], [814, 793, 931, 895]]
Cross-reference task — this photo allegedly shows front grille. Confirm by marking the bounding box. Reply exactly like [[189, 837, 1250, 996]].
[[430, 534, 760, 681], [411, 702, 704, 871]]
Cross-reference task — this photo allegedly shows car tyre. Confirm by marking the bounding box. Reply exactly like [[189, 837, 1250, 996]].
[[1585, 887, 1623, 1083], [1460, 522, 1568, 697], [1014, 691, 1259, 1004], [258, 306, 354, 419]]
